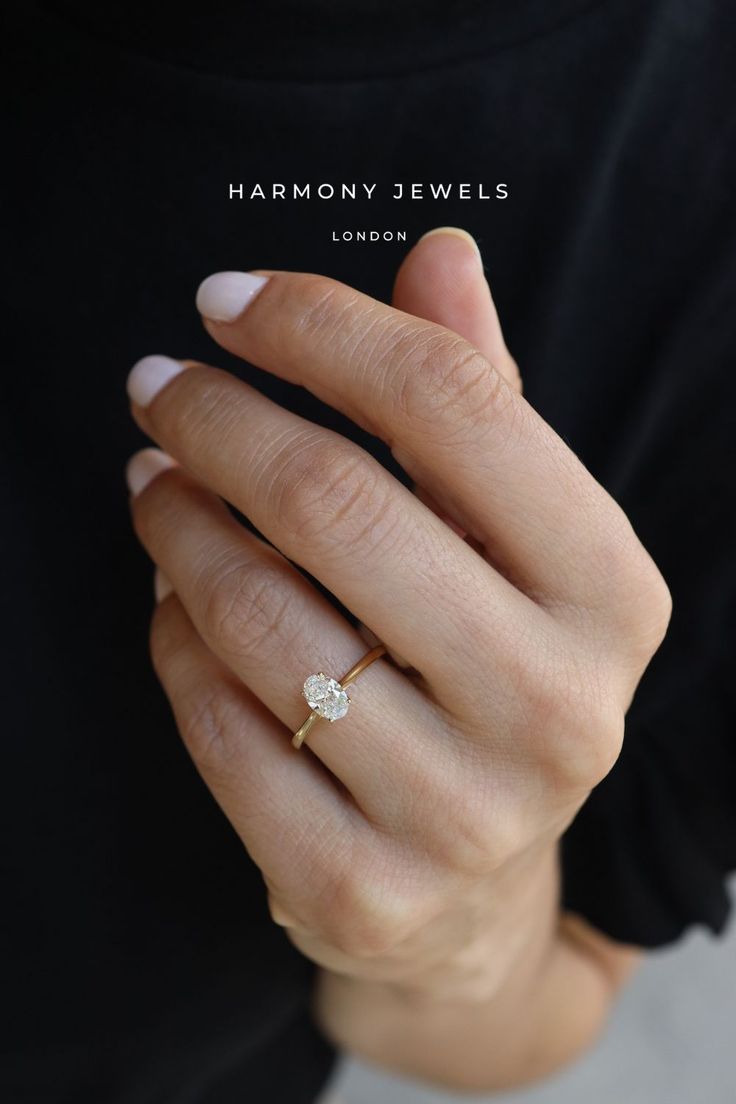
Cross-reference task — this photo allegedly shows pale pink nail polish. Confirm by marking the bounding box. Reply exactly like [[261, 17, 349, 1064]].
[[125, 448, 176, 497], [127, 355, 185, 407], [195, 271, 269, 322]]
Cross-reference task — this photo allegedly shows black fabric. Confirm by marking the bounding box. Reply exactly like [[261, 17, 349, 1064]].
[[3, 0, 736, 1101], [43, 0, 601, 78]]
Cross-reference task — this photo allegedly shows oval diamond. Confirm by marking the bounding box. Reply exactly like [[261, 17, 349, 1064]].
[[303, 673, 350, 721]]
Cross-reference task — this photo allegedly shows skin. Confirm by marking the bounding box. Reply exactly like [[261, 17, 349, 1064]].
[[126, 229, 670, 1091]]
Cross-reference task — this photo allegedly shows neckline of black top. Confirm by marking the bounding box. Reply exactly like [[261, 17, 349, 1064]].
[[42, 0, 606, 80]]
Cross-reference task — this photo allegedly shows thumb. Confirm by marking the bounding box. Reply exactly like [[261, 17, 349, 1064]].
[[392, 226, 521, 393]]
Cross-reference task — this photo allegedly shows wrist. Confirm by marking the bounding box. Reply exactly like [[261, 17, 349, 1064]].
[[312, 886, 638, 1095]]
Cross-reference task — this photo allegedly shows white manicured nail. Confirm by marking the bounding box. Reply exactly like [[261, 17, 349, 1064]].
[[154, 568, 174, 602], [125, 448, 176, 497], [127, 355, 185, 407], [195, 271, 269, 322]]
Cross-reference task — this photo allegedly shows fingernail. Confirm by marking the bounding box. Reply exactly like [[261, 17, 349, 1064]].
[[419, 226, 482, 263], [127, 355, 186, 407], [125, 448, 176, 497], [154, 568, 174, 602], [195, 271, 269, 322]]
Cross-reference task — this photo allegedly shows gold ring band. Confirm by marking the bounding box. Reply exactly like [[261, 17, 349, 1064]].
[[292, 644, 387, 750]]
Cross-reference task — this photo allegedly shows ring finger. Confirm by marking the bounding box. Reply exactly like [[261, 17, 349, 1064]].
[[127, 447, 454, 833]]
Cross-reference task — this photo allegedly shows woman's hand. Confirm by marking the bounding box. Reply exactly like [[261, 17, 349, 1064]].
[[125, 229, 670, 1089]]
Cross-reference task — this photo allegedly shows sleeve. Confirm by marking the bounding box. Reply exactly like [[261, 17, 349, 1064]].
[[560, 235, 736, 949], [561, 644, 736, 947]]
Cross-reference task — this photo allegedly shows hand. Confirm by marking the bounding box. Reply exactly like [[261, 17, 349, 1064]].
[[125, 229, 669, 1075]]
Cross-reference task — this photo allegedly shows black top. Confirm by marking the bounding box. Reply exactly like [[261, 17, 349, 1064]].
[[4, 2, 735, 1101]]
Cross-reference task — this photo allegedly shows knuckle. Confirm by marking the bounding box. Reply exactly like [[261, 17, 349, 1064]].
[[553, 691, 625, 789], [391, 334, 515, 442], [149, 610, 241, 774], [164, 373, 245, 458], [515, 649, 624, 789], [320, 854, 429, 960], [201, 559, 290, 662], [596, 519, 674, 656], [629, 561, 673, 654], [267, 431, 396, 554], [592, 701, 626, 780], [565, 699, 625, 787], [179, 685, 242, 775], [432, 805, 504, 876], [418, 755, 512, 875], [290, 275, 362, 346]]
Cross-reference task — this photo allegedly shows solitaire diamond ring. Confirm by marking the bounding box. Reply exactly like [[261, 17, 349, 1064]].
[[292, 644, 387, 749]]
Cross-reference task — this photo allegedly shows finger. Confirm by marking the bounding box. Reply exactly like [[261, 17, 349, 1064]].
[[128, 448, 461, 829], [126, 358, 543, 710], [412, 484, 468, 540], [392, 227, 521, 392], [357, 620, 413, 670], [391, 229, 517, 543], [193, 267, 643, 620], [148, 588, 363, 928], [152, 597, 455, 957]]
